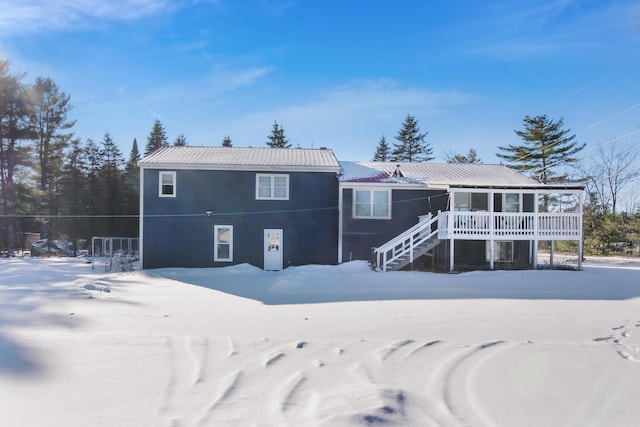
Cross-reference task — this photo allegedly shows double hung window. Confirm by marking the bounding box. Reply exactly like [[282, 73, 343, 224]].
[[214, 225, 233, 262], [256, 174, 289, 200], [354, 189, 391, 219], [159, 171, 176, 197]]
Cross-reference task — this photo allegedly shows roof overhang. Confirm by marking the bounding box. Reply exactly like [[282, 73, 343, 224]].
[[138, 162, 341, 173]]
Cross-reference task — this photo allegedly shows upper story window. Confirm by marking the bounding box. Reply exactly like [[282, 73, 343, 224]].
[[504, 193, 521, 212], [256, 174, 289, 200], [354, 189, 391, 219], [454, 192, 488, 211], [159, 171, 176, 197]]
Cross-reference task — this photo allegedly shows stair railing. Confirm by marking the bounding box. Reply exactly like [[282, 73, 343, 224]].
[[373, 212, 440, 272]]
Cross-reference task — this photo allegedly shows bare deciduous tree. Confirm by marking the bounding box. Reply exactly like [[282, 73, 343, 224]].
[[578, 140, 640, 214]]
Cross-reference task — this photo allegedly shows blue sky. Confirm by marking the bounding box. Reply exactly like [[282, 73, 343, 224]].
[[1, 0, 639, 163]]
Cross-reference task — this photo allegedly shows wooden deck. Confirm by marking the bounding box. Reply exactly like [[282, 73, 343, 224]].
[[438, 211, 582, 240]]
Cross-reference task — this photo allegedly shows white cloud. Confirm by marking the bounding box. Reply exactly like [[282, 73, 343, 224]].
[[215, 79, 475, 158], [0, 0, 174, 36], [145, 65, 274, 105]]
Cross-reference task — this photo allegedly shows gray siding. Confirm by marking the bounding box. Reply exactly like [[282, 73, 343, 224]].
[[341, 188, 448, 261], [142, 169, 338, 269]]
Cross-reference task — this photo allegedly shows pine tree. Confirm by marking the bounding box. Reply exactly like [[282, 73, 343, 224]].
[[391, 114, 433, 162], [29, 77, 75, 196], [497, 115, 584, 185], [0, 59, 32, 249], [446, 148, 482, 164], [144, 119, 168, 155], [173, 133, 188, 146], [222, 135, 232, 147], [265, 120, 291, 148], [125, 138, 140, 192], [372, 135, 390, 161]]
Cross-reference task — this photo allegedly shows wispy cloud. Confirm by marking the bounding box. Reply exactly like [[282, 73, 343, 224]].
[[217, 79, 475, 154], [0, 0, 174, 37], [145, 65, 274, 105], [465, 0, 637, 60]]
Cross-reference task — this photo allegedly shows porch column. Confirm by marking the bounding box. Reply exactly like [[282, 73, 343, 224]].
[[533, 191, 539, 269], [449, 238, 454, 272], [578, 190, 583, 270], [489, 189, 495, 270], [338, 186, 343, 264], [448, 198, 455, 272]]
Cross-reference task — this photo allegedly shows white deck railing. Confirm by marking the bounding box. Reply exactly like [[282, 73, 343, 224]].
[[438, 211, 582, 240], [374, 214, 439, 272]]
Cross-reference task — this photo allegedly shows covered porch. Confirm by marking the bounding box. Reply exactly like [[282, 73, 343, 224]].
[[440, 187, 584, 271]]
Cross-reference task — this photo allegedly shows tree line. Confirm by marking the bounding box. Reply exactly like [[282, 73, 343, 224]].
[[1, 58, 638, 255]]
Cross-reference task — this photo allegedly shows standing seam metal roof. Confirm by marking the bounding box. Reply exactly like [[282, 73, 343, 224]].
[[339, 161, 577, 188], [138, 146, 340, 170]]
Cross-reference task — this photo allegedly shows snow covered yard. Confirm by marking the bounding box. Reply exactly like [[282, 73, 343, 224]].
[[1, 257, 640, 426]]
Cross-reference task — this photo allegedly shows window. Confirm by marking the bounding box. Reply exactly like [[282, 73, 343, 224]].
[[454, 192, 488, 211], [214, 225, 233, 262], [256, 174, 289, 200], [504, 193, 520, 212], [486, 241, 514, 262], [354, 189, 391, 219], [159, 171, 176, 197]]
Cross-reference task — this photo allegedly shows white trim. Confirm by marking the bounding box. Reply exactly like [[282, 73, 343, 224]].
[[159, 171, 176, 197], [138, 163, 339, 173], [139, 167, 145, 269], [214, 225, 233, 262], [352, 188, 392, 220], [340, 182, 425, 190], [338, 186, 343, 263], [256, 174, 289, 200]]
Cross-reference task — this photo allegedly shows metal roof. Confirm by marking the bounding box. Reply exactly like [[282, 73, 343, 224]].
[[339, 161, 584, 190], [138, 146, 341, 172]]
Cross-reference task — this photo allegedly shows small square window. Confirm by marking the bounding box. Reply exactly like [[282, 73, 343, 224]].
[[159, 171, 176, 197]]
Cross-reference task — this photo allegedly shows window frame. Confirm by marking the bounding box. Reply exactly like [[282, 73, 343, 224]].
[[503, 192, 521, 213], [353, 188, 391, 219], [486, 240, 514, 263], [255, 174, 290, 200], [214, 225, 233, 262], [158, 171, 176, 198]]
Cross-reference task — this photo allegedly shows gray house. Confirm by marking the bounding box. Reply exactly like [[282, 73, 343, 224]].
[[138, 147, 584, 272], [339, 162, 584, 271], [138, 146, 340, 270]]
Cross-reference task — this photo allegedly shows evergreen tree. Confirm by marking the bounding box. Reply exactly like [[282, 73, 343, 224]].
[[446, 148, 482, 164], [123, 139, 140, 237], [173, 133, 188, 146], [372, 135, 390, 161], [29, 77, 75, 195], [125, 138, 141, 194], [265, 120, 291, 148], [391, 114, 433, 162], [144, 119, 168, 155], [497, 115, 584, 185], [222, 135, 232, 147], [59, 138, 89, 250], [99, 133, 126, 236], [0, 59, 32, 249]]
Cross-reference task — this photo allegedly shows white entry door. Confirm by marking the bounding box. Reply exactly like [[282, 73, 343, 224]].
[[264, 229, 283, 271]]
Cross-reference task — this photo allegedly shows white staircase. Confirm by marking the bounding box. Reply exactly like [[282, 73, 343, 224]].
[[372, 214, 440, 272]]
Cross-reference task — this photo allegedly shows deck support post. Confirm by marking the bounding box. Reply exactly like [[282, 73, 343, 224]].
[[449, 238, 454, 272]]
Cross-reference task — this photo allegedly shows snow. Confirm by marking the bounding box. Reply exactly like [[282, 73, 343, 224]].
[[1, 257, 640, 426]]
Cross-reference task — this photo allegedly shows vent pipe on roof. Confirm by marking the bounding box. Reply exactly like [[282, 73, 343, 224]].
[[392, 164, 403, 178]]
